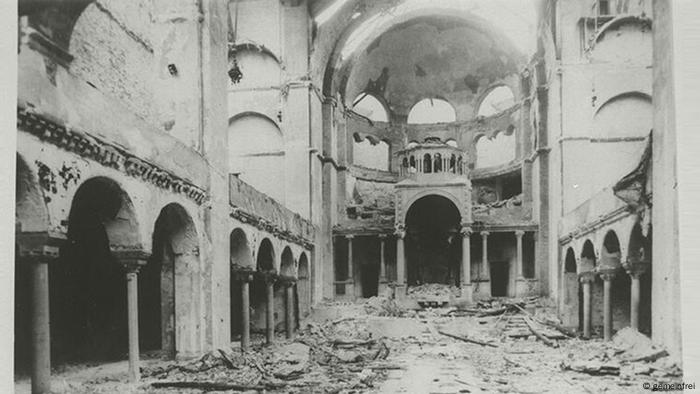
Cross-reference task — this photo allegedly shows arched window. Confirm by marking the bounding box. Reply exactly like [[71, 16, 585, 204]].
[[409, 156, 416, 172], [407, 98, 456, 124], [449, 155, 456, 173], [228, 113, 285, 202], [457, 156, 463, 175], [423, 153, 432, 173], [352, 93, 389, 122], [478, 86, 515, 117], [434, 153, 442, 172]]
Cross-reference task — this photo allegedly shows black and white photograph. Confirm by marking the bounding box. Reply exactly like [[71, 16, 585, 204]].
[[1, 0, 700, 393]]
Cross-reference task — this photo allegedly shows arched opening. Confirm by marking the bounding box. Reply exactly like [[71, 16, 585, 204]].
[[423, 153, 432, 173], [629, 223, 652, 336], [278, 247, 295, 334], [251, 239, 275, 336], [405, 195, 461, 286], [579, 240, 603, 336], [229, 229, 253, 341], [141, 203, 199, 359], [228, 114, 285, 203], [51, 177, 140, 364], [297, 253, 310, 321], [352, 93, 389, 122], [407, 98, 456, 124], [562, 248, 579, 328], [601, 231, 622, 269], [477, 86, 515, 117]]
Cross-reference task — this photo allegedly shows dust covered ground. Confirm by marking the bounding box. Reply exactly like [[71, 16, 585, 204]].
[[15, 295, 683, 393]]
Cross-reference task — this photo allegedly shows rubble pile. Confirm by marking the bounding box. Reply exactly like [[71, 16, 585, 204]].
[[363, 296, 406, 317], [144, 316, 395, 393], [561, 327, 681, 380], [407, 283, 461, 299]]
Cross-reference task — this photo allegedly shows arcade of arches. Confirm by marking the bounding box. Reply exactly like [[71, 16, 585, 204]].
[[12, 0, 687, 391]]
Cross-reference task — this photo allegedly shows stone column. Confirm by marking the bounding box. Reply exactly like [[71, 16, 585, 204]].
[[345, 235, 355, 298], [395, 230, 406, 286], [630, 270, 641, 331], [285, 281, 296, 340], [514, 230, 527, 297], [265, 275, 276, 345], [579, 272, 595, 339], [114, 250, 148, 383], [460, 226, 473, 303], [515, 231, 525, 278], [480, 231, 490, 280], [17, 234, 63, 394], [378, 235, 388, 295], [240, 272, 253, 352], [600, 270, 616, 341]]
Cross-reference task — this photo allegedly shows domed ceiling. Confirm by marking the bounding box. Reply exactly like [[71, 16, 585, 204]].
[[340, 16, 521, 118]]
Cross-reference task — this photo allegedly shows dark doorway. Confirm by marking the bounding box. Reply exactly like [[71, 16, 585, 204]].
[[490, 261, 509, 297], [405, 195, 461, 286], [360, 262, 379, 298]]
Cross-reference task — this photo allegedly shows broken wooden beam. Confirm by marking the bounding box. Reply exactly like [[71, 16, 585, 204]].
[[151, 381, 284, 391], [437, 330, 498, 348], [523, 316, 558, 348]]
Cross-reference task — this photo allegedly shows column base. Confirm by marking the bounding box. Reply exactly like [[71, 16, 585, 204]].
[[378, 280, 391, 297], [472, 279, 492, 300], [515, 278, 540, 297], [451, 284, 473, 307]]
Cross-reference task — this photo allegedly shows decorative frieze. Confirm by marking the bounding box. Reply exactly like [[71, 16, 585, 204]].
[[230, 207, 314, 250], [17, 106, 209, 205]]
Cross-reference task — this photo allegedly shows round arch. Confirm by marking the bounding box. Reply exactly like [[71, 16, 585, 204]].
[[407, 98, 456, 124], [256, 238, 276, 272], [561, 247, 580, 329], [230, 228, 254, 270], [352, 92, 390, 122], [297, 252, 311, 319], [405, 194, 462, 286], [580, 239, 597, 272], [476, 85, 516, 117], [280, 246, 295, 277], [600, 230, 622, 269], [142, 202, 200, 358], [402, 189, 463, 223]]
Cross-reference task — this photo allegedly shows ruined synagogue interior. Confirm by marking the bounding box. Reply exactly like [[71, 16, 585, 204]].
[[11, 0, 694, 392]]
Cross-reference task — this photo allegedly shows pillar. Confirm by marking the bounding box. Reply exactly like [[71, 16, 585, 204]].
[[395, 229, 406, 286], [600, 270, 616, 341], [515, 231, 525, 278], [630, 271, 640, 330], [345, 235, 355, 298], [580, 273, 594, 339], [126, 269, 140, 382], [30, 255, 51, 394], [480, 231, 490, 280], [115, 251, 148, 383], [378, 235, 388, 294], [240, 273, 252, 352], [265, 276, 275, 345], [285, 282, 295, 339], [460, 226, 473, 303]]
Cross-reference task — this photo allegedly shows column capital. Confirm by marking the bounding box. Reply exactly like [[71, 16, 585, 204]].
[[345, 234, 355, 240], [16, 231, 66, 262], [597, 268, 617, 282], [394, 223, 406, 239], [111, 248, 150, 273], [460, 226, 473, 236], [578, 271, 596, 283], [515, 230, 525, 237], [480, 230, 490, 237], [231, 269, 255, 283], [378, 234, 388, 239]]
